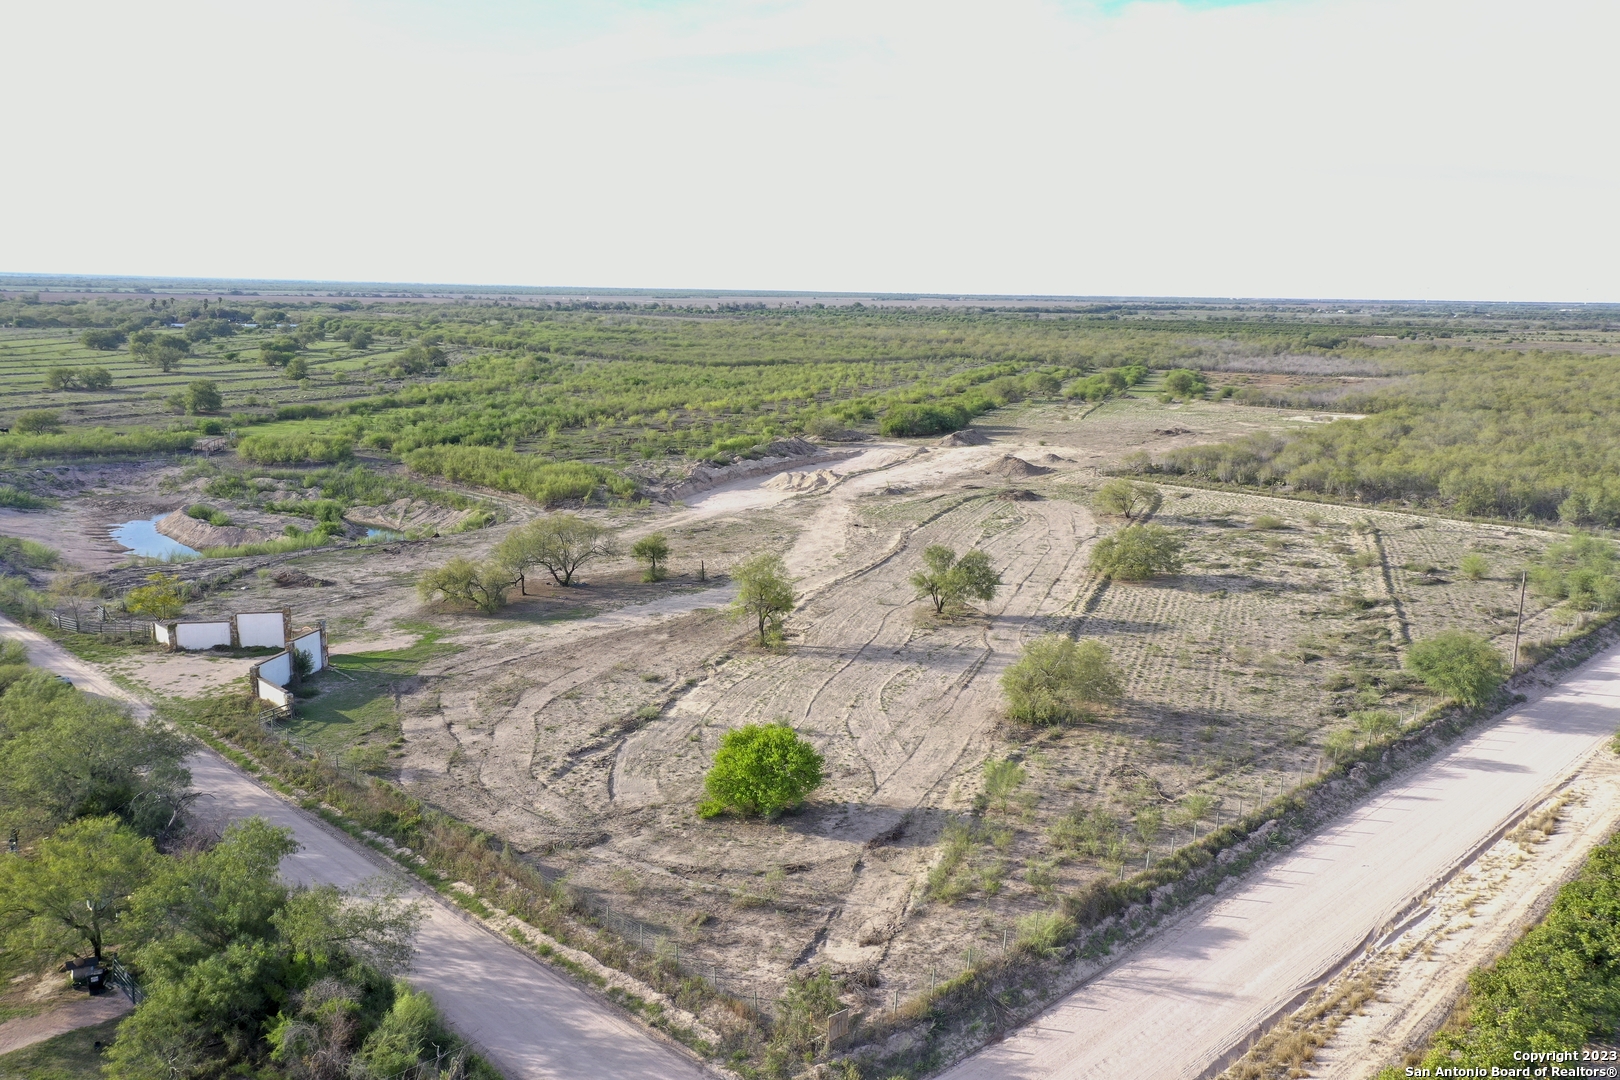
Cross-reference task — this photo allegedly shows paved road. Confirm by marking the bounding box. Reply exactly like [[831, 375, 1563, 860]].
[[941, 643, 1620, 1080], [0, 615, 710, 1080]]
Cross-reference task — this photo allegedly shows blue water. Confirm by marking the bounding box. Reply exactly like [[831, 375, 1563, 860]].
[[110, 515, 199, 560], [365, 528, 403, 540]]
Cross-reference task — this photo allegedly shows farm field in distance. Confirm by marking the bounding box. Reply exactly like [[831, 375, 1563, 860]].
[[2, 288, 1619, 1078]]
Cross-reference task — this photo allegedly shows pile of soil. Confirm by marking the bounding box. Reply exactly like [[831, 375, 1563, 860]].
[[937, 428, 989, 447], [764, 469, 838, 493], [983, 454, 1050, 479], [343, 499, 478, 534], [156, 510, 273, 550], [997, 488, 1040, 501], [1153, 427, 1195, 437]]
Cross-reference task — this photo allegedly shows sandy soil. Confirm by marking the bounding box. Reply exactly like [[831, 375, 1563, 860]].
[[1309, 752, 1620, 1077], [938, 642, 1620, 1080]]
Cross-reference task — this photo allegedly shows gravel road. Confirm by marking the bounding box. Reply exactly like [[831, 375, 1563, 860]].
[[0, 614, 711, 1080], [940, 644, 1620, 1080]]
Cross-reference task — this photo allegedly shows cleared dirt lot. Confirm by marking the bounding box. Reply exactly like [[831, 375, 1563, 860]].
[[14, 394, 1567, 1036]]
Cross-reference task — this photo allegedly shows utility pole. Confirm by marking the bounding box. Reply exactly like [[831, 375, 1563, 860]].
[[1512, 570, 1528, 672]]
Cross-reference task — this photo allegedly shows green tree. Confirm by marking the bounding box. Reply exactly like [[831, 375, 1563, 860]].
[[1405, 630, 1509, 707], [1089, 524, 1185, 581], [0, 816, 156, 964], [126, 572, 186, 620], [79, 328, 126, 350], [496, 514, 616, 588], [126, 819, 296, 973], [910, 545, 1001, 614], [183, 379, 221, 414], [1530, 532, 1619, 612], [110, 833, 420, 1080], [1001, 635, 1123, 724], [417, 557, 511, 614], [1458, 552, 1490, 581], [698, 722, 824, 818], [131, 331, 189, 372], [13, 409, 62, 435], [730, 552, 795, 646], [0, 672, 191, 839], [1093, 479, 1163, 521], [44, 367, 78, 391], [284, 356, 309, 380], [1163, 369, 1208, 399], [630, 532, 671, 581]]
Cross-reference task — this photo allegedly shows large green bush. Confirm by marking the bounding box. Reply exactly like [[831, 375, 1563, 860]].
[[237, 432, 354, 464], [698, 722, 824, 818], [1089, 524, 1185, 581], [404, 445, 632, 507], [1404, 630, 1508, 707], [1001, 635, 1123, 724], [880, 401, 972, 437], [1396, 829, 1620, 1072]]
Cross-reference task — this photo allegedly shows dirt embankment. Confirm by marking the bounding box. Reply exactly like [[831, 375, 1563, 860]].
[[156, 509, 273, 550], [664, 438, 853, 499], [342, 498, 478, 534]]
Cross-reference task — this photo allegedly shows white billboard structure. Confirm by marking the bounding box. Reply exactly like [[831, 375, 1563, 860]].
[[153, 609, 292, 652]]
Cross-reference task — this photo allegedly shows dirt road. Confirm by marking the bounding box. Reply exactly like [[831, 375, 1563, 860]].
[[939, 644, 1620, 1080], [0, 614, 711, 1080]]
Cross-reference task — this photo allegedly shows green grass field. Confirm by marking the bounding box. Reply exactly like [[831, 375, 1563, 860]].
[[0, 327, 414, 435]]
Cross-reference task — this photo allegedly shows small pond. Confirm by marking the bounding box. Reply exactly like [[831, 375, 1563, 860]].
[[110, 515, 199, 560], [364, 528, 403, 541]]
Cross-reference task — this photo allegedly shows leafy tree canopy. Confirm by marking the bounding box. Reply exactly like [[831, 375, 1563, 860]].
[[698, 722, 824, 818], [1089, 524, 1184, 581], [1405, 630, 1508, 707], [1001, 635, 1123, 724]]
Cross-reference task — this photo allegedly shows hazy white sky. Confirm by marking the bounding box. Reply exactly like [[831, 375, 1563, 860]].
[[3, 0, 1614, 301]]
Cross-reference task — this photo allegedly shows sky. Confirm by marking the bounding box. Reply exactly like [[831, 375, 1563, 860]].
[[2, 0, 1615, 301]]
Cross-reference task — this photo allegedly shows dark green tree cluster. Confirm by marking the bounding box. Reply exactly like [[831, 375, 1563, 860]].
[[0, 650, 192, 843], [44, 365, 113, 390], [1399, 829, 1620, 1072], [1158, 348, 1620, 526], [1530, 532, 1619, 613], [129, 329, 190, 372]]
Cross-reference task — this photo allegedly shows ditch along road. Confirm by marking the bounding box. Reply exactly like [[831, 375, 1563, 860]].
[[0, 614, 711, 1080], [938, 641, 1620, 1080]]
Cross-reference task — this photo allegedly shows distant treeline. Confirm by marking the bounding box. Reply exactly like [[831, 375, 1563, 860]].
[[1155, 348, 1620, 526]]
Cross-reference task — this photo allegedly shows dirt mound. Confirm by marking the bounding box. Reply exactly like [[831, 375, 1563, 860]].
[[1035, 453, 1072, 465], [343, 499, 480, 534], [1153, 427, 1195, 437], [156, 510, 273, 551], [983, 455, 1050, 479], [764, 469, 838, 494], [937, 428, 989, 447], [997, 488, 1040, 501]]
